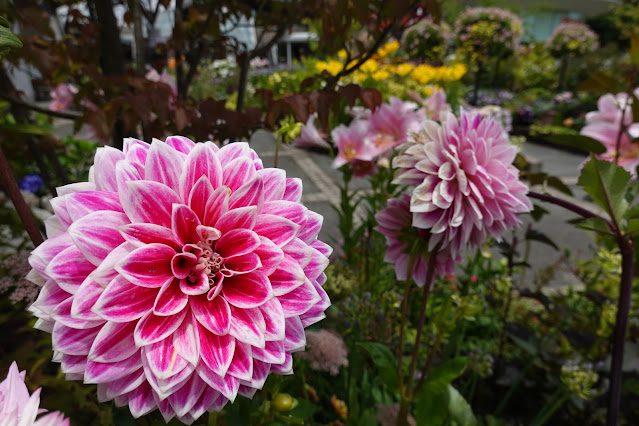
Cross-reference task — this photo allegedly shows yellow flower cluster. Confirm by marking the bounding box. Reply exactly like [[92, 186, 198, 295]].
[[376, 40, 400, 59], [410, 63, 467, 84], [315, 60, 344, 76]]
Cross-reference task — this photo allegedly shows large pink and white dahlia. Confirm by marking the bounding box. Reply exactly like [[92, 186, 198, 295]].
[[393, 111, 531, 256], [27, 137, 331, 424], [0, 362, 69, 425]]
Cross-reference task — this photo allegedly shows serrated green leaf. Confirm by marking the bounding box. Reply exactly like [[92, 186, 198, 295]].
[[575, 217, 614, 235], [0, 25, 22, 49], [525, 229, 558, 250], [578, 157, 631, 227], [543, 134, 606, 154], [447, 385, 478, 426], [416, 357, 468, 399], [358, 342, 398, 391]]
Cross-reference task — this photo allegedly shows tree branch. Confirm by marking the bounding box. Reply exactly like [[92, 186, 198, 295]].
[[0, 93, 82, 120]]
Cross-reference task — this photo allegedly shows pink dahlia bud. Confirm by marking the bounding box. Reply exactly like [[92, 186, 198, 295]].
[[393, 111, 532, 256], [0, 361, 70, 425], [27, 137, 331, 424], [375, 194, 459, 286]]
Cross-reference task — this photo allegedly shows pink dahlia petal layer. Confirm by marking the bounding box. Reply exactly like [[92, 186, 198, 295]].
[[180, 143, 223, 201], [67, 211, 129, 266], [134, 309, 188, 346], [89, 321, 138, 362], [122, 180, 181, 228], [145, 141, 184, 190], [94, 276, 157, 322], [116, 243, 175, 288]]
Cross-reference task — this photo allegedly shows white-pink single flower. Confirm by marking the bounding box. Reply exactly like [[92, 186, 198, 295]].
[[0, 362, 70, 426], [291, 115, 331, 150], [581, 91, 639, 175], [423, 89, 451, 121], [49, 84, 78, 112], [368, 97, 425, 154], [332, 120, 377, 168], [375, 194, 458, 286], [393, 111, 532, 256], [27, 137, 331, 424], [146, 68, 178, 98]]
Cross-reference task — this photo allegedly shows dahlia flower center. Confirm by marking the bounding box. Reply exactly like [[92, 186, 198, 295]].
[[171, 225, 226, 296]]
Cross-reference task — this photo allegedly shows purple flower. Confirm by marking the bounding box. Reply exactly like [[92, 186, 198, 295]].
[[18, 174, 44, 194], [393, 112, 532, 256]]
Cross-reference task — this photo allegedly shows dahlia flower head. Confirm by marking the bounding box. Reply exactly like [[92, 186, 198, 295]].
[[393, 111, 532, 256], [581, 91, 639, 175], [0, 362, 69, 426], [27, 137, 331, 424], [376, 194, 458, 287]]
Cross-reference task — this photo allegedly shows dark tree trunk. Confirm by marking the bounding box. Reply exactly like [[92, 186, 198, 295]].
[[236, 51, 249, 112]]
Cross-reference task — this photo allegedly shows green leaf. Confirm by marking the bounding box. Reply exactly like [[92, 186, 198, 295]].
[[0, 16, 9, 27], [415, 388, 448, 426], [626, 218, 639, 236], [0, 123, 50, 135], [447, 385, 478, 426], [0, 25, 22, 50], [525, 229, 558, 250], [543, 134, 606, 155], [508, 333, 537, 356], [529, 204, 549, 221], [416, 357, 468, 398], [578, 157, 631, 227], [358, 342, 399, 391], [575, 217, 614, 235], [288, 399, 319, 420], [545, 176, 573, 196]]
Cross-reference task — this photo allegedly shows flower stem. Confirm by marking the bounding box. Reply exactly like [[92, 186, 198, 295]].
[[397, 255, 417, 397], [607, 235, 634, 426], [274, 133, 281, 168], [528, 191, 610, 225], [0, 146, 43, 247]]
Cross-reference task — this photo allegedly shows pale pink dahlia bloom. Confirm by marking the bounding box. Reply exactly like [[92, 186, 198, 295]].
[[27, 137, 331, 424], [581, 91, 639, 175], [393, 111, 532, 255], [375, 194, 458, 286], [0, 362, 69, 426]]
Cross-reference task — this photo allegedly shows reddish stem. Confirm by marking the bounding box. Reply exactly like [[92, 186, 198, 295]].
[[607, 235, 634, 426], [0, 146, 43, 247]]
